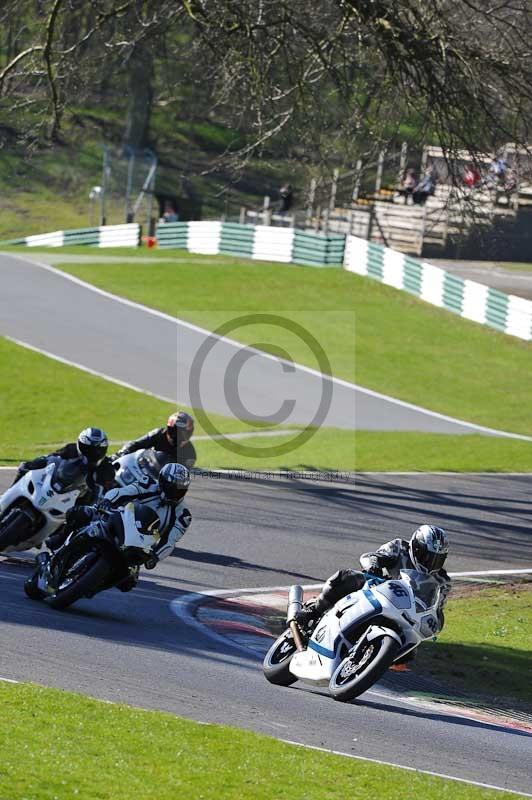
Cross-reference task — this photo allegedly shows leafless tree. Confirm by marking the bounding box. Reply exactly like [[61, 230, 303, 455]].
[[1, 0, 531, 182]]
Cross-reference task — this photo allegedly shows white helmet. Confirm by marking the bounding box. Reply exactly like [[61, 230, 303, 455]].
[[77, 427, 108, 465], [409, 525, 449, 573]]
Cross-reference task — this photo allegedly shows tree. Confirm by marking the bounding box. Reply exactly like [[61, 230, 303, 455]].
[[1, 0, 531, 178]]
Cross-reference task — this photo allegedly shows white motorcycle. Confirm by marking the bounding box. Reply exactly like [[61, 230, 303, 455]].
[[24, 501, 161, 609], [263, 570, 442, 702], [0, 458, 87, 554], [113, 449, 170, 488]]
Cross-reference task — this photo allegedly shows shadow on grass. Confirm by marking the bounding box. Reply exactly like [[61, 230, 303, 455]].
[[416, 640, 532, 708]]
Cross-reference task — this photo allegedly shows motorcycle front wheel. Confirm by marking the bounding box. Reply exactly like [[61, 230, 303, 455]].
[[47, 551, 110, 610], [263, 630, 298, 686], [0, 509, 34, 552], [329, 634, 400, 702]]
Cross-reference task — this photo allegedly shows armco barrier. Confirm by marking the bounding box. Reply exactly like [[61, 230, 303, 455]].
[[344, 234, 532, 341], [3, 223, 141, 248], [155, 221, 345, 267]]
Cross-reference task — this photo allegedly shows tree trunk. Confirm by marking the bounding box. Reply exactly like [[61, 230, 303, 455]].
[[123, 40, 153, 151]]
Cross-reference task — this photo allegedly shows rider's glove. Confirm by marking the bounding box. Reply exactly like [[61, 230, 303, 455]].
[[365, 564, 383, 578], [96, 498, 113, 513], [145, 554, 159, 570]]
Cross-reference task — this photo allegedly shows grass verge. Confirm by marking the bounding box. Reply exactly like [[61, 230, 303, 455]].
[[417, 584, 532, 706], [198, 430, 532, 472], [46, 253, 532, 436], [0, 681, 521, 800]]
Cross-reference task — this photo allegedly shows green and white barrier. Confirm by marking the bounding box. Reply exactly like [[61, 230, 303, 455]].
[[156, 221, 344, 267], [4, 223, 141, 248], [344, 235, 532, 341]]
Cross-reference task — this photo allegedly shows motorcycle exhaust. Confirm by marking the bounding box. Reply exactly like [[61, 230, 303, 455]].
[[287, 584, 303, 622], [287, 584, 305, 652]]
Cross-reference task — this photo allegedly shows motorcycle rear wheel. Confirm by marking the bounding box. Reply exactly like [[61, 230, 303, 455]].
[[47, 552, 110, 610], [263, 630, 298, 686], [329, 634, 400, 702]]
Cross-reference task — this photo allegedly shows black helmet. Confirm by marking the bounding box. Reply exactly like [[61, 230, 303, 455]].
[[158, 462, 190, 505], [77, 427, 108, 464], [409, 525, 449, 574], [166, 411, 194, 446]]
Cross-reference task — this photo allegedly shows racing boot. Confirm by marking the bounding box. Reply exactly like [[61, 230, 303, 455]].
[[293, 597, 329, 640], [115, 566, 140, 593], [389, 648, 417, 672], [45, 525, 69, 552]]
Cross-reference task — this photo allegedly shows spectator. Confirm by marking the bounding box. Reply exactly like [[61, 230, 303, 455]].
[[412, 166, 437, 206], [401, 168, 418, 204], [463, 163, 481, 188], [162, 201, 179, 223], [278, 183, 293, 215], [489, 156, 508, 186], [503, 167, 517, 194]]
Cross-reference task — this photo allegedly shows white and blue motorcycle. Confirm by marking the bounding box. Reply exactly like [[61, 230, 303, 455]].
[[263, 570, 441, 702], [112, 449, 170, 488], [0, 459, 86, 554]]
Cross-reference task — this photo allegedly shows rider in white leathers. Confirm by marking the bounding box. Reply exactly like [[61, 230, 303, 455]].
[[45, 463, 192, 591]]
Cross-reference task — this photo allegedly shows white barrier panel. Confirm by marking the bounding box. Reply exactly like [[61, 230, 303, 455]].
[[382, 247, 405, 289], [506, 294, 532, 340], [26, 231, 64, 247], [253, 226, 294, 263], [461, 280, 488, 324], [98, 224, 140, 248], [187, 221, 222, 255], [343, 236, 369, 274], [420, 262, 445, 307]]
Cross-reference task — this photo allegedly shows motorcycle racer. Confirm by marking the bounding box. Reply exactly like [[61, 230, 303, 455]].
[[44, 463, 192, 591], [294, 525, 451, 644], [113, 412, 196, 469], [12, 427, 113, 503]]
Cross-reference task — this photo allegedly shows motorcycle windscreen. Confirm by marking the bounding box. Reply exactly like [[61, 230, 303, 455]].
[[53, 458, 86, 492], [137, 449, 170, 480], [401, 569, 441, 610]]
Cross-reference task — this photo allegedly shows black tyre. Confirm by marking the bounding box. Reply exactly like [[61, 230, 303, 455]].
[[0, 510, 31, 552], [47, 552, 110, 610], [263, 630, 298, 686], [24, 573, 45, 601], [329, 634, 400, 702]]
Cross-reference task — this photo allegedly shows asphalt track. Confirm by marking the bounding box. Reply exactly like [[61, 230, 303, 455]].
[[0, 250, 519, 436], [1, 469, 531, 795]]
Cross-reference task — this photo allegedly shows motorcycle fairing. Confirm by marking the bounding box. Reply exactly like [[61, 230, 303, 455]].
[[0, 465, 81, 551], [289, 589, 384, 684]]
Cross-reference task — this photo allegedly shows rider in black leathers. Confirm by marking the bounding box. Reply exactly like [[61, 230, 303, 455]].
[[12, 427, 114, 504], [113, 412, 196, 469]]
